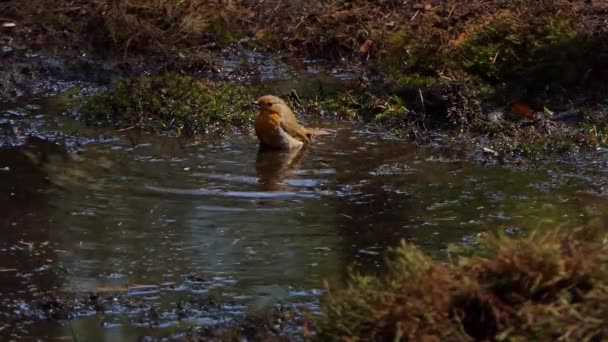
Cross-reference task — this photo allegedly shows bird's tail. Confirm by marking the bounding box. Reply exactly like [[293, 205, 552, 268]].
[[304, 128, 330, 138]]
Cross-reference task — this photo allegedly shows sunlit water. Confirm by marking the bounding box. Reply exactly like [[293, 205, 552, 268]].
[[2, 90, 608, 340]]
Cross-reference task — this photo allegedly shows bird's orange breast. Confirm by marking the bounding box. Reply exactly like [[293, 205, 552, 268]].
[[255, 112, 282, 144]]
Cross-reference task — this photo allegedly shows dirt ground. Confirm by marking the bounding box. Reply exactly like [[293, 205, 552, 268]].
[[1, 1, 605, 59]]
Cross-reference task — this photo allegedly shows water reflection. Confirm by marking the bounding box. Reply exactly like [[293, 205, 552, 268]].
[[255, 147, 305, 191], [0, 137, 66, 337]]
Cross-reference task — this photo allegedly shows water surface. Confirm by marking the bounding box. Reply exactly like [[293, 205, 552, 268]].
[[1, 91, 608, 340]]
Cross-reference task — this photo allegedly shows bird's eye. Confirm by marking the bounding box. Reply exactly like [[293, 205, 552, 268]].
[[266, 102, 272, 107]]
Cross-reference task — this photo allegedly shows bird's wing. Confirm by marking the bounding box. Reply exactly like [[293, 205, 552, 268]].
[[280, 120, 310, 143], [279, 110, 310, 143]]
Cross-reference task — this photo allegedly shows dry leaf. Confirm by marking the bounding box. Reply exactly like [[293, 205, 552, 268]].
[[359, 39, 373, 54], [510, 102, 534, 119]]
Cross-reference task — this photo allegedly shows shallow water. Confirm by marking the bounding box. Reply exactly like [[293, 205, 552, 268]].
[[2, 88, 608, 340]]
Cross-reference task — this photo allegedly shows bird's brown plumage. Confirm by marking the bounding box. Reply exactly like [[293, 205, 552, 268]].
[[254, 95, 327, 150]]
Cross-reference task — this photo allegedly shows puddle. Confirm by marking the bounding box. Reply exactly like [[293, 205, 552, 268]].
[[2, 72, 608, 340]]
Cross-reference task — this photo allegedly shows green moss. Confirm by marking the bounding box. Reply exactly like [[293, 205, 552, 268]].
[[393, 73, 442, 89], [309, 89, 383, 120], [206, 16, 234, 45], [316, 229, 608, 341], [374, 19, 459, 92], [370, 96, 409, 128], [316, 89, 415, 129], [460, 14, 592, 91], [380, 27, 448, 76], [317, 242, 465, 341], [80, 72, 255, 136]]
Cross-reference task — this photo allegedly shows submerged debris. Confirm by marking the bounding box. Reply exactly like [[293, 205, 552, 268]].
[[29, 292, 302, 342]]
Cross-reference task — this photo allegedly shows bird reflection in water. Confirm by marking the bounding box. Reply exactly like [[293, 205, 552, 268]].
[[255, 146, 305, 191]]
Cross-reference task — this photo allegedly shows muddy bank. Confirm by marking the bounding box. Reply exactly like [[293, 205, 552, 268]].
[[2, 1, 608, 159], [3, 0, 607, 95], [3, 1, 607, 61], [72, 68, 608, 162]]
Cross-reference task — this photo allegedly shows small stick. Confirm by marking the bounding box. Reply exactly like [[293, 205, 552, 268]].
[[492, 49, 500, 64], [419, 88, 427, 131], [418, 88, 426, 115], [410, 10, 420, 21], [448, 5, 456, 19], [116, 125, 136, 132]]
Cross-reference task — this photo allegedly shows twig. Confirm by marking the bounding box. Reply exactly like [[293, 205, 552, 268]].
[[410, 10, 420, 21], [116, 125, 136, 132], [419, 88, 427, 131], [418, 89, 426, 114], [448, 5, 456, 19], [492, 49, 500, 64], [54, 6, 82, 13], [293, 15, 306, 30]]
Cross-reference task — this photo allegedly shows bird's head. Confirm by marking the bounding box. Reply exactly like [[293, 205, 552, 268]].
[[254, 95, 288, 114]]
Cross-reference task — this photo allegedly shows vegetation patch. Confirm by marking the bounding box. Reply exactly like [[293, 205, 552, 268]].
[[459, 10, 595, 100], [4, 0, 608, 157], [100, 0, 249, 54], [80, 72, 255, 136], [315, 228, 608, 341], [309, 85, 608, 159], [309, 82, 482, 139]]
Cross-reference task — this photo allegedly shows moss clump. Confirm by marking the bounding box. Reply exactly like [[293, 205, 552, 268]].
[[391, 73, 443, 90], [308, 89, 388, 121], [369, 97, 409, 130], [308, 89, 437, 139], [481, 120, 572, 160], [205, 15, 235, 46], [476, 109, 608, 160], [379, 26, 449, 81], [316, 245, 468, 341], [460, 11, 592, 95], [316, 228, 608, 341], [81, 72, 255, 136], [372, 21, 452, 101], [315, 81, 481, 139]]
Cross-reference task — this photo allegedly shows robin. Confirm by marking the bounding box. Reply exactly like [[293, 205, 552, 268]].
[[253, 95, 327, 150]]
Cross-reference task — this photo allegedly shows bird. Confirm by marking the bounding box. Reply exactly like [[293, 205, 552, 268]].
[[253, 95, 327, 150]]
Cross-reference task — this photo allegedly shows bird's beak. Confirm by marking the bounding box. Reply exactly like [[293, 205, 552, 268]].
[[252, 100, 259, 105]]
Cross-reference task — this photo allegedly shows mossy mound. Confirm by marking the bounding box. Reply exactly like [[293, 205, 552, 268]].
[[311, 83, 481, 138], [316, 229, 608, 341], [459, 10, 595, 99], [80, 72, 255, 136]]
